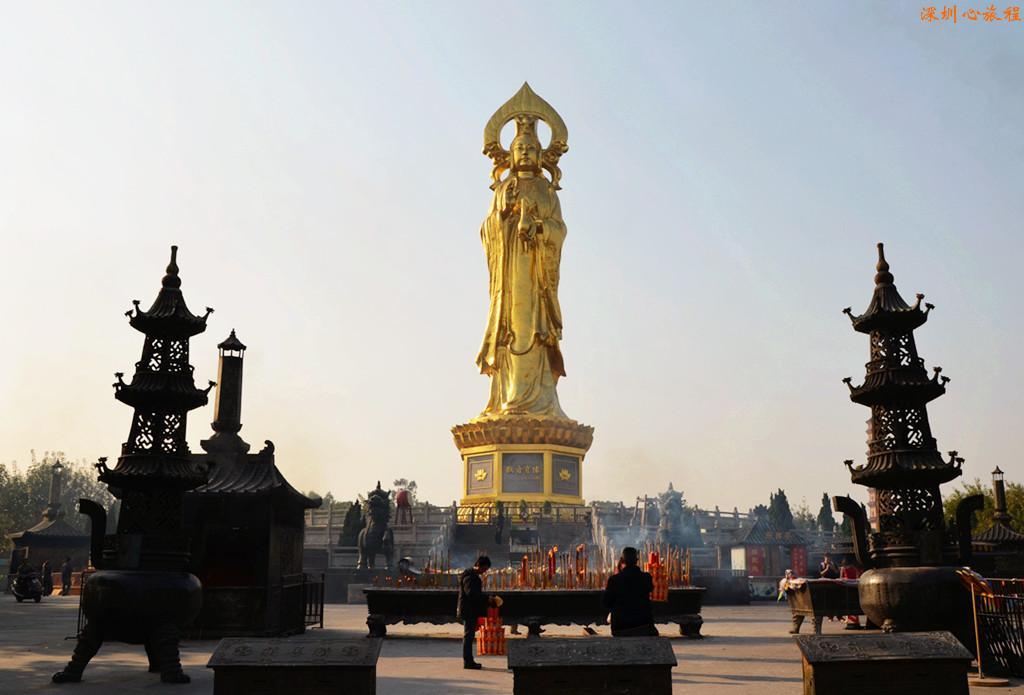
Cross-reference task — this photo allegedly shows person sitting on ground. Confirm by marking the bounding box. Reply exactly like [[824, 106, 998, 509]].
[[602, 547, 657, 637], [457, 555, 493, 670]]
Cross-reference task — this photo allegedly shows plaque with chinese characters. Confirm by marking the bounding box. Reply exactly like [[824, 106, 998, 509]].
[[502, 452, 544, 493], [207, 638, 382, 667], [793, 631, 971, 663], [508, 636, 677, 667]]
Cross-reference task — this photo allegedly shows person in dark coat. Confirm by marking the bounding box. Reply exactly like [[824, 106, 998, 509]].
[[457, 555, 492, 669], [60, 558, 73, 596], [602, 547, 657, 636]]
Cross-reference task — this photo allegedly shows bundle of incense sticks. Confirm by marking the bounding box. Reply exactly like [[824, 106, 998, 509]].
[[639, 542, 694, 588]]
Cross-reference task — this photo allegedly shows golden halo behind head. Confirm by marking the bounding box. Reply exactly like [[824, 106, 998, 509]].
[[483, 82, 569, 190]]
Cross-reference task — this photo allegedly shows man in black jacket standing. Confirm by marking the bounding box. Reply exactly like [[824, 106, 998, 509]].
[[602, 547, 657, 636], [457, 555, 492, 669], [60, 557, 73, 596]]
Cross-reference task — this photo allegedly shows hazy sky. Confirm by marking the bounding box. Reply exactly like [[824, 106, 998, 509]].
[[1, 2, 1021, 513]]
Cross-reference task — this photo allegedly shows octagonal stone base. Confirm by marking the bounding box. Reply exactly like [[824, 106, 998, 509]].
[[452, 418, 593, 506]]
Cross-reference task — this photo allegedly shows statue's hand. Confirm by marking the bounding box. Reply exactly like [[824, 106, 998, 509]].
[[516, 202, 540, 243], [517, 204, 536, 242], [502, 177, 518, 216]]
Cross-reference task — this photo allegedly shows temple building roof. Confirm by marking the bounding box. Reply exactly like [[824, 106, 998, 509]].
[[731, 515, 805, 546], [6, 463, 88, 542], [8, 516, 86, 541], [974, 522, 1024, 546], [193, 443, 320, 511]]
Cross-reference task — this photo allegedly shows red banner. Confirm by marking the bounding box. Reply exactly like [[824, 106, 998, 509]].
[[790, 545, 808, 577], [746, 546, 766, 576]]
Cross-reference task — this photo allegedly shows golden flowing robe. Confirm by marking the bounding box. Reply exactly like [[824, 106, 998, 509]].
[[475, 173, 568, 420]]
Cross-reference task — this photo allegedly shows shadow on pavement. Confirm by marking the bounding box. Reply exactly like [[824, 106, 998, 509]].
[[379, 675, 505, 693], [674, 672, 803, 684]]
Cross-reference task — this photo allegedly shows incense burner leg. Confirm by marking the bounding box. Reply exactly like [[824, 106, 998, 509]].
[[367, 615, 387, 638], [813, 616, 823, 635], [679, 617, 703, 639], [144, 639, 161, 673], [53, 621, 104, 683], [150, 621, 189, 684], [789, 614, 804, 634], [526, 621, 543, 638]]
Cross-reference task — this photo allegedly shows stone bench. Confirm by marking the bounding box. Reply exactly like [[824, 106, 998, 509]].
[[793, 631, 972, 695], [207, 637, 382, 695], [507, 637, 676, 695]]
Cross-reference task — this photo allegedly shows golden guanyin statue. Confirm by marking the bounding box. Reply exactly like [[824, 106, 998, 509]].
[[453, 84, 592, 509], [475, 83, 572, 421]]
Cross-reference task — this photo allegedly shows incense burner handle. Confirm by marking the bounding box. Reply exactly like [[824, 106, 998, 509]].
[[78, 498, 107, 571], [832, 495, 873, 570], [955, 494, 984, 565]]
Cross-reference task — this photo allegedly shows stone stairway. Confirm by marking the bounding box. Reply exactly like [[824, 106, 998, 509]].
[[449, 519, 596, 569], [451, 523, 508, 567]]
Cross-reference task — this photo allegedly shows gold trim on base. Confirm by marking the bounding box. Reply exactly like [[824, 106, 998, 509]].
[[457, 442, 587, 507], [452, 417, 594, 450]]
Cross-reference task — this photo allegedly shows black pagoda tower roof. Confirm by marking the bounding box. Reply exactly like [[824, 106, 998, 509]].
[[842, 243, 961, 489]]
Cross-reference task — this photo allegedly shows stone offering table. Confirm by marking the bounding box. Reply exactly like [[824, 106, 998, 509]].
[[363, 587, 703, 637], [507, 636, 676, 694], [785, 579, 862, 634], [793, 631, 972, 695], [207, 637, 382, 695]]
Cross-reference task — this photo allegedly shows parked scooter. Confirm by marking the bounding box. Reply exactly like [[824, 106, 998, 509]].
[[13, 571, 43, 603]]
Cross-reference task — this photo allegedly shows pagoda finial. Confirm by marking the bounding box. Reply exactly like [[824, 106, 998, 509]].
[[162, 245, 181, 290], [874, 242, 894, 287]]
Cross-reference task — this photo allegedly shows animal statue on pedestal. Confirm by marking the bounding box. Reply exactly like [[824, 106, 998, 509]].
[[357, 482, 394, 570]]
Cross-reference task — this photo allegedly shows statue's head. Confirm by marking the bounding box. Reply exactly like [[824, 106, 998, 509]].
[[366, 482, 390, 523], [511, 115, 542, 174], [484, 84, 568, 190]]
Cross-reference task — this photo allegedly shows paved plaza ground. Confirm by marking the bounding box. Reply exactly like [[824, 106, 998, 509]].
[[0, 595, 1020, 693]]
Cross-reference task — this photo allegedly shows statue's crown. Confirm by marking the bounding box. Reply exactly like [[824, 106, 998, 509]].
[[483, 82, 569, 189], [513, 114, 539, 143]]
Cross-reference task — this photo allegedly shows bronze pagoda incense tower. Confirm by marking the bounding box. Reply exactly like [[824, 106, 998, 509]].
[[54, 246, 213, 684], [833, 243, 981, 645]]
